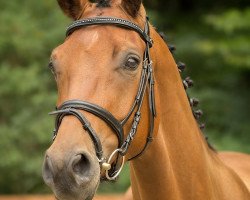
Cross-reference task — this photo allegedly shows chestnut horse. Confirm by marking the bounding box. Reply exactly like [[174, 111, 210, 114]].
[[42, 0, 250, 200]]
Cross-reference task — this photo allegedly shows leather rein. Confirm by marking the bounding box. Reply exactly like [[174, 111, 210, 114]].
[[49, 16, 156, 180]]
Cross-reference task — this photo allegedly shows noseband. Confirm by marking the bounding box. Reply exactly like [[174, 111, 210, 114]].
[[50, 17, 156, 180]]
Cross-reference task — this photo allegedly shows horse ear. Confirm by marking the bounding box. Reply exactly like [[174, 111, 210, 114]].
[[121, 0, 142, 18], [57, 0, 89, 19]]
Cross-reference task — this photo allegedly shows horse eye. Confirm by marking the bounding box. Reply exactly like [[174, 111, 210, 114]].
[[124, 56, 140, 70]]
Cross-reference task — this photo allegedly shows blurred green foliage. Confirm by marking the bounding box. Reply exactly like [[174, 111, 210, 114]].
[[0, 0, 249, 195], [0, 0, 65, 193]]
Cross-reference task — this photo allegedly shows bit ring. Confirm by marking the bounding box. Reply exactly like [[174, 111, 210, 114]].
[[105, 149, 125, 181]]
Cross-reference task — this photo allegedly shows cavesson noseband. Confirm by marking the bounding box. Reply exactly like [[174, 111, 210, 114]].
[[50, 17, 156, 180]]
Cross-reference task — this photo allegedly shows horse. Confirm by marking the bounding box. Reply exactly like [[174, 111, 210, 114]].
[[42, 0, 250, 199]]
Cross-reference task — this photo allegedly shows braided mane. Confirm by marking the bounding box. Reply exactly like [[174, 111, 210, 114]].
[[158, 31, 216, 151]]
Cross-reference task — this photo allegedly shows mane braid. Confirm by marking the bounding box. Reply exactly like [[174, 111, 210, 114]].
[[157, 30, 216, 152]]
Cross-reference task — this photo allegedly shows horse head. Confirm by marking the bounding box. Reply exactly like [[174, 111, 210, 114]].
[[42, 1, 160, 199]]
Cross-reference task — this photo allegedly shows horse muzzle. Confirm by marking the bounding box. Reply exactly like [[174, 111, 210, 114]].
[[42, 149, 100, 200]]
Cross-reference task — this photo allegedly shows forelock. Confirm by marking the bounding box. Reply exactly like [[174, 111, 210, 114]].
[[90, 0, 111, 7]]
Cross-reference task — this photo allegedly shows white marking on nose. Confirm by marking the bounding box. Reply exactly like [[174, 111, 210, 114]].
[[85, 31, 100, 50]]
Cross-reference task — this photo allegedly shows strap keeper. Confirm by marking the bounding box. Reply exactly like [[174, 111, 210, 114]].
[[147, 37, 154, 48], [83, 123, 90, 130], [147, 137, 153, 143]]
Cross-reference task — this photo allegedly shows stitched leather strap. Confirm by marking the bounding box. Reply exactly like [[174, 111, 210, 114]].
[[51, 100, 124, 147], [50, 108, 104, 159], [66, 17, 153, 47]]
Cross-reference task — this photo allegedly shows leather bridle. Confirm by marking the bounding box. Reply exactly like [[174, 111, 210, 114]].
[[49, 16, 156, 180]]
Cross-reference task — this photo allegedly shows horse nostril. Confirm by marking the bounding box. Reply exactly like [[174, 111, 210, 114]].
[[71, 154, 91, 185], [42, 155, 54, 186]]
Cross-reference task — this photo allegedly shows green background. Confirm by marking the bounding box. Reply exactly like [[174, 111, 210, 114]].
[[0, 0, 249, 194]]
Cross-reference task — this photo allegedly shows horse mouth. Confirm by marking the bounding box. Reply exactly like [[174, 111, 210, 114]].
[[55, 195, 94, 200], [86, 195, 95, 200]]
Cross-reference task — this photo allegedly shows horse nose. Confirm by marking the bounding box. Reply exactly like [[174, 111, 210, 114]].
[[42, 151, 93, 187], [42, 154, 54, 186], [70, 154, 92, 185]]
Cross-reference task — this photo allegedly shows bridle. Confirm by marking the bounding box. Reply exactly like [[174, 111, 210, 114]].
[[49, 16, 156, 180], [50, 16, 155, 180]]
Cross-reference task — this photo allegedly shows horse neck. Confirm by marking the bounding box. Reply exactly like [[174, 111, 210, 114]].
[[129, 28, 250, 200]]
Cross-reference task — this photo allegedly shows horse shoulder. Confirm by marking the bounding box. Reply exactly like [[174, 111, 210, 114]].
[[218, 151, 250, 191]]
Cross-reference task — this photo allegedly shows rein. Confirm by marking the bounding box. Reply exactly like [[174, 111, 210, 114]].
[[49, 16, 156, 181]]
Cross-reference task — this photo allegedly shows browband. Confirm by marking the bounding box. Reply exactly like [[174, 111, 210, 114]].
[[66, 17, 153, 47]]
